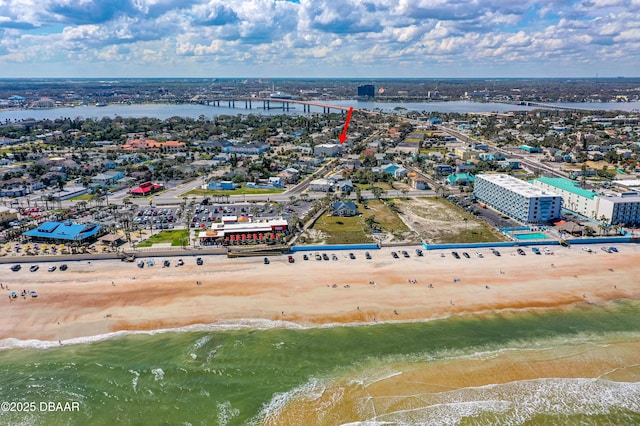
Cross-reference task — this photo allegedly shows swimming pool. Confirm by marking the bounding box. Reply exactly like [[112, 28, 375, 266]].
[[513, 232, 548, 240]]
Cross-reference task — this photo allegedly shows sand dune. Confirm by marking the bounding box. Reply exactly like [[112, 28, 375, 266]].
[[1, 244, 639, 342]]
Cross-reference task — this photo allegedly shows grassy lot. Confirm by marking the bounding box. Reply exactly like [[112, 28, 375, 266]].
[[361, 199, 410, 235], [311, 214, 374, 244], [182, 187, 285, 197], [311, 200, 410, 244], [136, 229, 190, 247]]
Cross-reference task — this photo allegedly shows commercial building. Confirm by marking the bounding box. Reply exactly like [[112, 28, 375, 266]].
[[197, 216, 288, 245], [474, 174, 562, 224], [357, 84, 375, 98], [23, 221, 102, 244]]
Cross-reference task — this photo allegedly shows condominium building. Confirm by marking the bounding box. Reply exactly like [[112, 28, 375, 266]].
[[474, 174, 562, 224], [594, 193, 640, 225], [534, 177, 640, 225], [533, 177, 597, 218]]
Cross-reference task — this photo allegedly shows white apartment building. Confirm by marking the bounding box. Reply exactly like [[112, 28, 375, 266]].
[[595, 193, 640, 225], [534, 177, 640, 225], [474, 174, 562, 224], [313, 143, 342, 157], [533, 177, 597, 218]]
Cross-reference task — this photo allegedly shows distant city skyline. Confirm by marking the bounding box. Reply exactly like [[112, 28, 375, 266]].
[[0, 0, 639, 79]]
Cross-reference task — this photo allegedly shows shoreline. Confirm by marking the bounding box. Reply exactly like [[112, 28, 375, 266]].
[[1, 244, 639, 344]]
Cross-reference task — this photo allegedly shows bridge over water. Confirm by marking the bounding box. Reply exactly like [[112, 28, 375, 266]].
[[197, 97, 374, 114]]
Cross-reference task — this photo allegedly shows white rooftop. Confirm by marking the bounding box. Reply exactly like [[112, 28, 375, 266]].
[[477, 174, 559, 199]]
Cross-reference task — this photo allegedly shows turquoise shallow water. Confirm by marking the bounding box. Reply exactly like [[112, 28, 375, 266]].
[[0, 300, 639, 425]]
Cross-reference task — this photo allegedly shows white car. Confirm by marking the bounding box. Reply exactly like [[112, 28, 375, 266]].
[[543, 247, 552, 255], [582, 247, 593, 253], [475, 252, 484, 258]]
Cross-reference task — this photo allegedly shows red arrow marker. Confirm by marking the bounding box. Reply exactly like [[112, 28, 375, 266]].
[[338, 107, 354, 144]]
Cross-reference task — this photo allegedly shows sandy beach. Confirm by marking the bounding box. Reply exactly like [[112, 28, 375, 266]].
[[1, 244, 640, 343]]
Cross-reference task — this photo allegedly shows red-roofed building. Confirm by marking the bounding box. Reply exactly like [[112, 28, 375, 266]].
[[122, 138, 186, 152], [129, 181, 163, 196]]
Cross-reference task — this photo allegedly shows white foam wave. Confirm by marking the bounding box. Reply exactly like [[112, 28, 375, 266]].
[[361, 378, 640, 425], [216, 400, 240, 426], [129, 370, 140, 394], [151, 368, 164, 382], [248, 377, 327, 426]]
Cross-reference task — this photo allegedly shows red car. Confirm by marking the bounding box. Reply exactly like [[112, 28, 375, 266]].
[[288, 255, 294, 263]]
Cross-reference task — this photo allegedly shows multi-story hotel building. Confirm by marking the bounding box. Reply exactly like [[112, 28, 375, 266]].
[[474, 174, 562, 224], [534, 177, 640, 225]]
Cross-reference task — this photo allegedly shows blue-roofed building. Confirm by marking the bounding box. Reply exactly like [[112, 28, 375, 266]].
[[23, 221, 103, 243], [332, 201, 358, 217]]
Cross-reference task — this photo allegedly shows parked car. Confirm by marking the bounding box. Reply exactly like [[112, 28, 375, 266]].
[[475, 252, 483, 258], [462, 252, 470, 259], [332, 254, 338, 261], [163, 260, 170, 267], [315, 253, 322, 261], [492, 249, 501, 257], [322, 253, 329, 261], [29, 290, 38, 298], [29, 265, 39, 272], [288, 255, 295, 263], [601, 247, 610, 253], [263, 257, 270, 264], [11, 264, 21, 272], [365, 251, 372, 260], [59, 264, 68, 271], [47, 265, 57, 272], [392, 251, 399, 259], [402, 250, 410, 258], [349, 252, 356, 260], [415, 249, 423, 257], [543, 247, 552, 255], [451, 251, 460, 259], [532, 247, 541, 255], [609, 246, 618, 253], [196, 257, 204, 265], [176, 259, 184, 266], [517, 248, 526, 256], [582, 247, 593, 253], [303, 254, 309, 261]]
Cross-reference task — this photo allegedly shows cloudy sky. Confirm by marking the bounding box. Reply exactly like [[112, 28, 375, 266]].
[[0, 0, 638, 78]]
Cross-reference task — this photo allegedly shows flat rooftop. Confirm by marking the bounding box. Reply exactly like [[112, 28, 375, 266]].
[[477, 174, 560, 199], [534, 177, 596, 200]]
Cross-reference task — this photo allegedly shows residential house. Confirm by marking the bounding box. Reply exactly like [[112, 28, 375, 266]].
[[332, 201, 358, 217], [336, 179, 354, 192], [91, 171, 124, 188]]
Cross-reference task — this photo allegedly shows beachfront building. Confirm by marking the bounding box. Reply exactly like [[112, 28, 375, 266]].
[[197, 216, 288, 246], [533, 177, 640, 225], [0, 206, 19, 224], [474, 174, 562, 224], [533, 177, 597, 218], [594, 193, 640, 226], [22, 221, 103, 244]]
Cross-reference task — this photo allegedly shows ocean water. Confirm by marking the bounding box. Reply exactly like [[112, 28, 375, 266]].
[[0, 301, 639, 425]]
